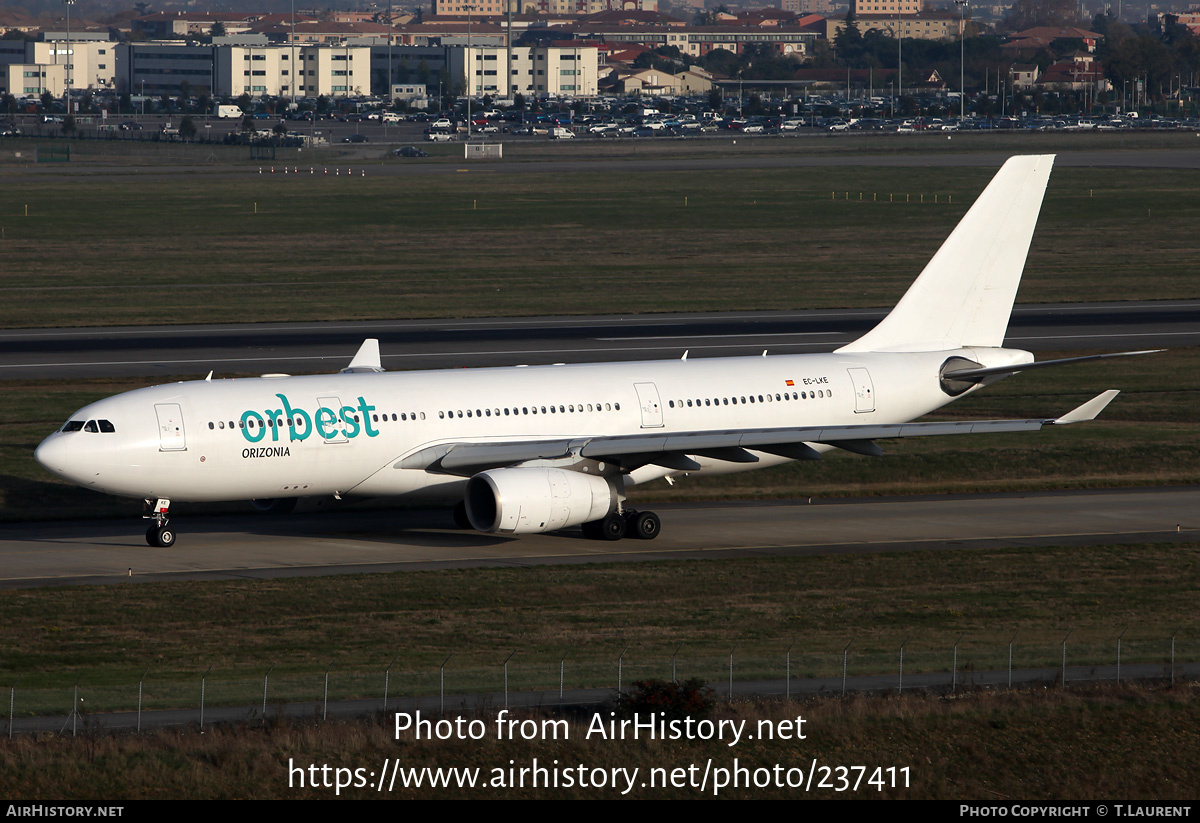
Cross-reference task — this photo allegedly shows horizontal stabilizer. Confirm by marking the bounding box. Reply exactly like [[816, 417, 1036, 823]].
[[1051, 390, 1120, 425], [944, 350, 1162, 383]]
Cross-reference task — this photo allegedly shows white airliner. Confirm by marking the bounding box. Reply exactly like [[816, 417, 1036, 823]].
[[35, 155, 1146, 548]]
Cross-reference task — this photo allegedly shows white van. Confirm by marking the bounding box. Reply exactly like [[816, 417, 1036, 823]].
[[549, 126, 575, 139]]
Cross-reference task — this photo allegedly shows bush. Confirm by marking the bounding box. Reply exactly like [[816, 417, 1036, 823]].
[[616, 678, 715, 720]]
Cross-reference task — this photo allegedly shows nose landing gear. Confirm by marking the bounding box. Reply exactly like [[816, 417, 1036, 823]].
[[143, 498, 176, 548]]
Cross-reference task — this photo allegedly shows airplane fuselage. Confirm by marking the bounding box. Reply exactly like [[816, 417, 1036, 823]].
[[35, 347, 1019, 505]]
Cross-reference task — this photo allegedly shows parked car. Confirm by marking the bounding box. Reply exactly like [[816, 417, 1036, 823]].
[[426, 130, 455, 142], [393, 145, 429, 157], [341, 134, 369, 143]]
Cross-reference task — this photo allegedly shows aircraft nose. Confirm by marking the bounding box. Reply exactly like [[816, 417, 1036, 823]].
[[34, 434, 69, 475]]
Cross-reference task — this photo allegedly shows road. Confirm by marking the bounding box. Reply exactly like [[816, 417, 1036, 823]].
[[2, 300, 1196, 380], [1, 487, 1195, 588]]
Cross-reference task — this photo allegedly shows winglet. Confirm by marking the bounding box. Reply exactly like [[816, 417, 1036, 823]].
[[342, 338, 384, 373], [1052, 390, 1120, 424]]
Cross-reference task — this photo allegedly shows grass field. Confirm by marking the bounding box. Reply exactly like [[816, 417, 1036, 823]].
[[2, 540, 1197, 717], [0, 160, 1197, 329]]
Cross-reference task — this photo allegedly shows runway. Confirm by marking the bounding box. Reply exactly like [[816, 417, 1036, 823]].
[[2, 146, 1199, 185], [2, 300, 1196, 379], [1, 487, 1195, 588]]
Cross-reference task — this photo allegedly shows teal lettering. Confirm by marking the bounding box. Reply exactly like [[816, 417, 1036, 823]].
[[316, 406, 337, 440], [277, 394, 312, 442], [357, 396, 379, 437], [340, 406, 360, 439], [237, 395, 377, 443], [241, 410, 265, 443]]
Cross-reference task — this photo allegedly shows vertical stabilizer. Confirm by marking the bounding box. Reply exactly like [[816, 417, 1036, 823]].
[[837, 155, 1055, 353], [342, 339, 384, 373]]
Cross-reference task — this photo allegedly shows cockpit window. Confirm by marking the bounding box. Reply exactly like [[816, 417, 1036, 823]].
[[98, 420, 115, 433], [84, 420, 99, 433], [61, 420, 85, 432]]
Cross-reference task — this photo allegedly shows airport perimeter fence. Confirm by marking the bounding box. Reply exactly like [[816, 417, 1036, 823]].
[[4, 627, 1197, 736]]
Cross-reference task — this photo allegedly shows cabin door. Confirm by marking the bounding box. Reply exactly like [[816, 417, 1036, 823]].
[[317, 396, 349, 443], [633, 382, 664, 428], [154, 403, 187, 451], [847, 368, 876, 413]]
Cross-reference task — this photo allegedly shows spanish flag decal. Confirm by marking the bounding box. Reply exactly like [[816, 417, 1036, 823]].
[[785, 380, 795, 386]]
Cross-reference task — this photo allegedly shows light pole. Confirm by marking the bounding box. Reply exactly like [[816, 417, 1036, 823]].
[[955, 0, 967, 120], [290, 0, 296, 104], [64, 0, 76, 111], [465, 4, 476, 137], [386, 0, 393, 107]]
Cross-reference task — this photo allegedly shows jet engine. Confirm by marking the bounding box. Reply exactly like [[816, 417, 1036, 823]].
[[464, 468, 616, 534]]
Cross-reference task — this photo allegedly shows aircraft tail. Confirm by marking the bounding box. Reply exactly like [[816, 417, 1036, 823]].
[[837, 155, 1055, 354]]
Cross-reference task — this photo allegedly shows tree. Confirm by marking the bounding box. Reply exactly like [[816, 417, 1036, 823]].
[[698, 47, 738, 77], [41, 90, 53, 111], [61, 115, 76, 136], [707, 86, 722, 111], [834, 10, 865, 65], [179, 115, 197, 141], [806, 39, 839, 70], [211, 21, 226, 37]]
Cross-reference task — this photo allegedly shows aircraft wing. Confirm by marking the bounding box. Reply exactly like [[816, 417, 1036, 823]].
[[397, 391, 1119, 476]]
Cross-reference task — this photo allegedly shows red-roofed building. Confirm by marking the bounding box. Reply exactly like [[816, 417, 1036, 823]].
[[1006, 26, 1103, 51]]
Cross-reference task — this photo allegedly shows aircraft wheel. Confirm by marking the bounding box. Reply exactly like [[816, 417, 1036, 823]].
[[149, 525, 175, 548], [630, 511, 661, 540], [600, 513, 626, 541]]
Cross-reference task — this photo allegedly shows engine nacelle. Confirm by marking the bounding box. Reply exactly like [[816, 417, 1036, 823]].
[[465, 468, 616, 534]]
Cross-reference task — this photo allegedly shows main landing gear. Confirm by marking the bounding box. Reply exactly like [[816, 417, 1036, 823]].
[[581, 509, 660, 541], [143, 498, 175, 548]]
